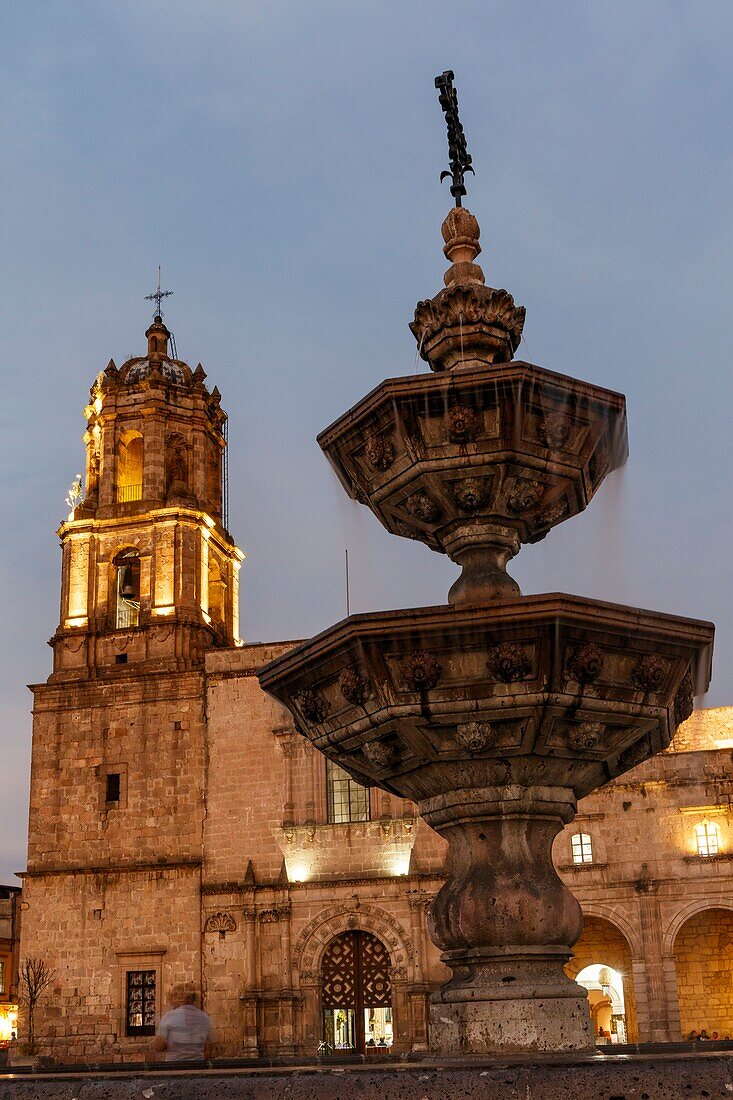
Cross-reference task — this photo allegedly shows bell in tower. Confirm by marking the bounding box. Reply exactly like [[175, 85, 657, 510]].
[[52, 292, 244, 680]]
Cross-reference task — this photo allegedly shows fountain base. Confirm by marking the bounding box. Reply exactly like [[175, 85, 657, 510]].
[[430, 950, 593, 1055]]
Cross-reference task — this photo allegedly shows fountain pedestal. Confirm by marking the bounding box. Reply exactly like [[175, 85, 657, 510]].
[[423, 785, 591, 1053]]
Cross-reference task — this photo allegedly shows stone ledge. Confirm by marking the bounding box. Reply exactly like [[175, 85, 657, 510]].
[[1, 1053, 732, 1100], [557, 862, 608, 873]]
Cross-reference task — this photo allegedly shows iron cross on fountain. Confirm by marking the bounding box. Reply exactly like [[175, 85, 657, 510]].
[[435, 70, 474, 207], [145, 266, 173, 319]]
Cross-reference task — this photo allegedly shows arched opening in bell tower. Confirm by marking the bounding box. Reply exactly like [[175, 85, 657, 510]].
[[117, 431, 144, 503], [113, 549, 141, 629]]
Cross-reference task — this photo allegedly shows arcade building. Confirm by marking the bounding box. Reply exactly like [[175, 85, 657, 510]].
[[18, 314, 733, 1060]]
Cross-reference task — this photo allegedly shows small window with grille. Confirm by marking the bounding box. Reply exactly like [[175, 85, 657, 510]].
[[326, 760, 370, 824], [694, 822, 720, 857], [106, 773, 121, 804], [125, 969, 156, 1036], [571, 832, 593, 864]]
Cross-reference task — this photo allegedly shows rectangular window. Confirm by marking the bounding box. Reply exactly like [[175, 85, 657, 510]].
[[125, 969, 156, 1036], [695, 822, 720, 857], [106, 773, 121, 803], [571, 832, 593, 864], [0, 959, 5, 995], [326, 760, 370, 824]]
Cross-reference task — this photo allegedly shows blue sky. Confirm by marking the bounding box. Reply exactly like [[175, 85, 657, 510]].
[[1, 1, 732, 883]]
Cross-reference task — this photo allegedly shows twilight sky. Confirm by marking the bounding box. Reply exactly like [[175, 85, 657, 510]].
[[1, 1, 732, 884]]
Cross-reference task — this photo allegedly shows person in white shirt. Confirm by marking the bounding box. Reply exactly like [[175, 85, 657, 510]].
[[154, 988, 212, 1062]]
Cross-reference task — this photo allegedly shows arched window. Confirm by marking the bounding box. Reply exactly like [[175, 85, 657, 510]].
[[114, 550, 140, 629], [694, 822, 720, 857], [571, 832, 593, 864], [117, 431, 143, 503]]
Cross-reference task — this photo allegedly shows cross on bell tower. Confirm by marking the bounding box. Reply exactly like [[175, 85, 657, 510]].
[[144, 266, 173, 319]]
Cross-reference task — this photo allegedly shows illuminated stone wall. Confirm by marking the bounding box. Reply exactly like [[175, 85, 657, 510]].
[[674, 909, 733, 1038]]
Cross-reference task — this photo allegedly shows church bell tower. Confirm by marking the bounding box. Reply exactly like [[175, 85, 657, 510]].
[[52, 308, 244, 679]]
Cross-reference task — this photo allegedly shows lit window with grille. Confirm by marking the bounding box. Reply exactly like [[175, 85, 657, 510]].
[[571, 832, 593, 864], [694, 822, 720, 857], [326, 760, 370, 824], [125, 970, 156, 1036]]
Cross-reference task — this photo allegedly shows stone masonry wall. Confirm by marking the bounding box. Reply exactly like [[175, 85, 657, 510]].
[[28, 672, 206, 872], [20, 865, 201, 1062]]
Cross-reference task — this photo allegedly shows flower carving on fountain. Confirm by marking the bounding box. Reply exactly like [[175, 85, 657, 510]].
[[566, 722, 604, 752], [507, 479, 544, 515], [363, 739, 400, 767], [406, 492, 441, 523], [674, 666, 694, 727], [452, 478, 490, 513], [298, 687, 330, 724], [567, 642, 605, 684], [487, 642, 531, 683], [365, 434, 395, 471], [445, 404, 480, 444], [631, 654, 669, 693], [402, 651, 442, 692], [456, 721, 497, 753], [339, 667, 369, 706], [537, 412, 573, 449]]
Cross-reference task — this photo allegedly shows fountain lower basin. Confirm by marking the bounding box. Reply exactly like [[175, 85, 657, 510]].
[[258, 594, 713, 1054]]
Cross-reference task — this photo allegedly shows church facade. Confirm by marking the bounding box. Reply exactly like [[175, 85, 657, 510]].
[[19, 317, 733, 1061]]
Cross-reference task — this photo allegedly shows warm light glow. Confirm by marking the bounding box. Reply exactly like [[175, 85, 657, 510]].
[[391, 853, 411, 876], [152, 605, 175, 617], [65, 616, 88, 628], [0, 1006, 18, 1041], [715, 738, 733, 749], [93, 396, 103, 415], [289, 862, 309, 883]]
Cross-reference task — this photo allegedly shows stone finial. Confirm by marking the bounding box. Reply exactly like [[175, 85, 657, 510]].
[[441, 207, 484, 287], [410, 208, 526, 371]]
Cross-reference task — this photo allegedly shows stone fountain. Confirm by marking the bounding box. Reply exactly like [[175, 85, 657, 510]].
[[257, 76, 714, 1055]]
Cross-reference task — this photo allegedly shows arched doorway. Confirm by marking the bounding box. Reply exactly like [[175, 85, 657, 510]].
[[321, 931, 393, 1054], [566, 916, 638, 1042], [674, 908, 733, 1039], [576, 964, 627, 1043]]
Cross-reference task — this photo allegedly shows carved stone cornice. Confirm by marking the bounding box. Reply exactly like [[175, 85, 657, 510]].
[[411, 283, 525, 371], [258, 903, 291, 924]]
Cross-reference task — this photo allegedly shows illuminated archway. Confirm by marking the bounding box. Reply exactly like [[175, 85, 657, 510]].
[[674, 908, 733, 1039], [566, 915, 638, 1043], [576, 963, 626, 1043], [117, 431, 143, 502]]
